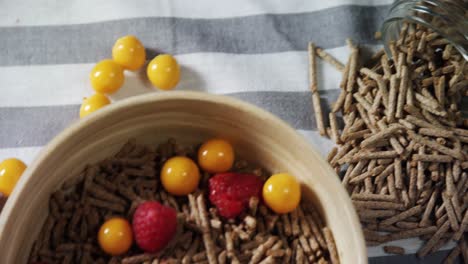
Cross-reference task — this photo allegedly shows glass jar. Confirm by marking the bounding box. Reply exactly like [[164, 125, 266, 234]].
[[381, 0, 468, 60]]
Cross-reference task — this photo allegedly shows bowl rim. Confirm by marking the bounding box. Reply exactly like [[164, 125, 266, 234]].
[[0, 91, 366, 262]]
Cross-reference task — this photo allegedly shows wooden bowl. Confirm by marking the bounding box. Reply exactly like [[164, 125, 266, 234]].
[[0, 91, 366, 263]]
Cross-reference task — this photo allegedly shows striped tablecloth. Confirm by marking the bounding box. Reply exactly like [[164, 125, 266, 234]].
[[0, 0, 462, 263]]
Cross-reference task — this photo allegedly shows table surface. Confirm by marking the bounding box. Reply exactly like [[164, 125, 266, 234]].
[[0, 0, 462, 263]]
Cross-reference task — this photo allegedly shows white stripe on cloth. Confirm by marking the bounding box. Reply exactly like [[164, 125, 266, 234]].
[[1, 46, 377, 107], [0, 0, 393, 26], [0, 147, 42, 165]]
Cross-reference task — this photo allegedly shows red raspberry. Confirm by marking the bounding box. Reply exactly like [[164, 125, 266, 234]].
[[132, 201, 177, 253], [209, 173, 263, 218]]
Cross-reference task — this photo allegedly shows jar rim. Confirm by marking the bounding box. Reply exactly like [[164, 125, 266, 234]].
[[381, 0, 468, 60]]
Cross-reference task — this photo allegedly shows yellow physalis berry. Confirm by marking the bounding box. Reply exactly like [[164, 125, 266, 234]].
[[0, 158, 27, 197], [79, 93, 111, 118], [98, 217, 133, 256], [198, 138, 234, 173], [112, 35, 146, 71], [263, 173, 301, 214], [146, 54, 180, 90], [90, 59, 125, 94], [161, 156, 200, 196]]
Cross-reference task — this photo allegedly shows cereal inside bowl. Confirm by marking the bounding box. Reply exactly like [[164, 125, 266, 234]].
[[29, 138, 339, 264]]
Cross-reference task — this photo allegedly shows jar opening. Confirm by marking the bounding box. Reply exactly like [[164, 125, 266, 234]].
[[381, 0, 468, 60]]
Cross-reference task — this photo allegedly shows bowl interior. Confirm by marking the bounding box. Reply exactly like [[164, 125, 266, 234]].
[[0, 92, 366, 263]]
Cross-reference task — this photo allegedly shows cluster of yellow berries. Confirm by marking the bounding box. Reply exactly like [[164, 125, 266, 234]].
[[80, 35, 181, 118], [96, 138, 235, 256], [160, 138, 301, 214], [96, 138, 302, 256], [160, 138, 235, 196]]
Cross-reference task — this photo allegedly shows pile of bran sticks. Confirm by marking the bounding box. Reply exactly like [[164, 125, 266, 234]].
[[309, 21, 467, 262]]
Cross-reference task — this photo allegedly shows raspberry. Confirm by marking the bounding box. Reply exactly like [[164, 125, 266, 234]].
[[209, 173, 263, 218], [132, 201, 177, 253]]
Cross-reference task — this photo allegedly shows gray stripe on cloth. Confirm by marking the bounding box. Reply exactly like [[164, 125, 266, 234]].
[[369, 249, 461, 264], [0, 5, 390, 66], [1, 91, 467, 148], [0, 90, 339, 148]]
